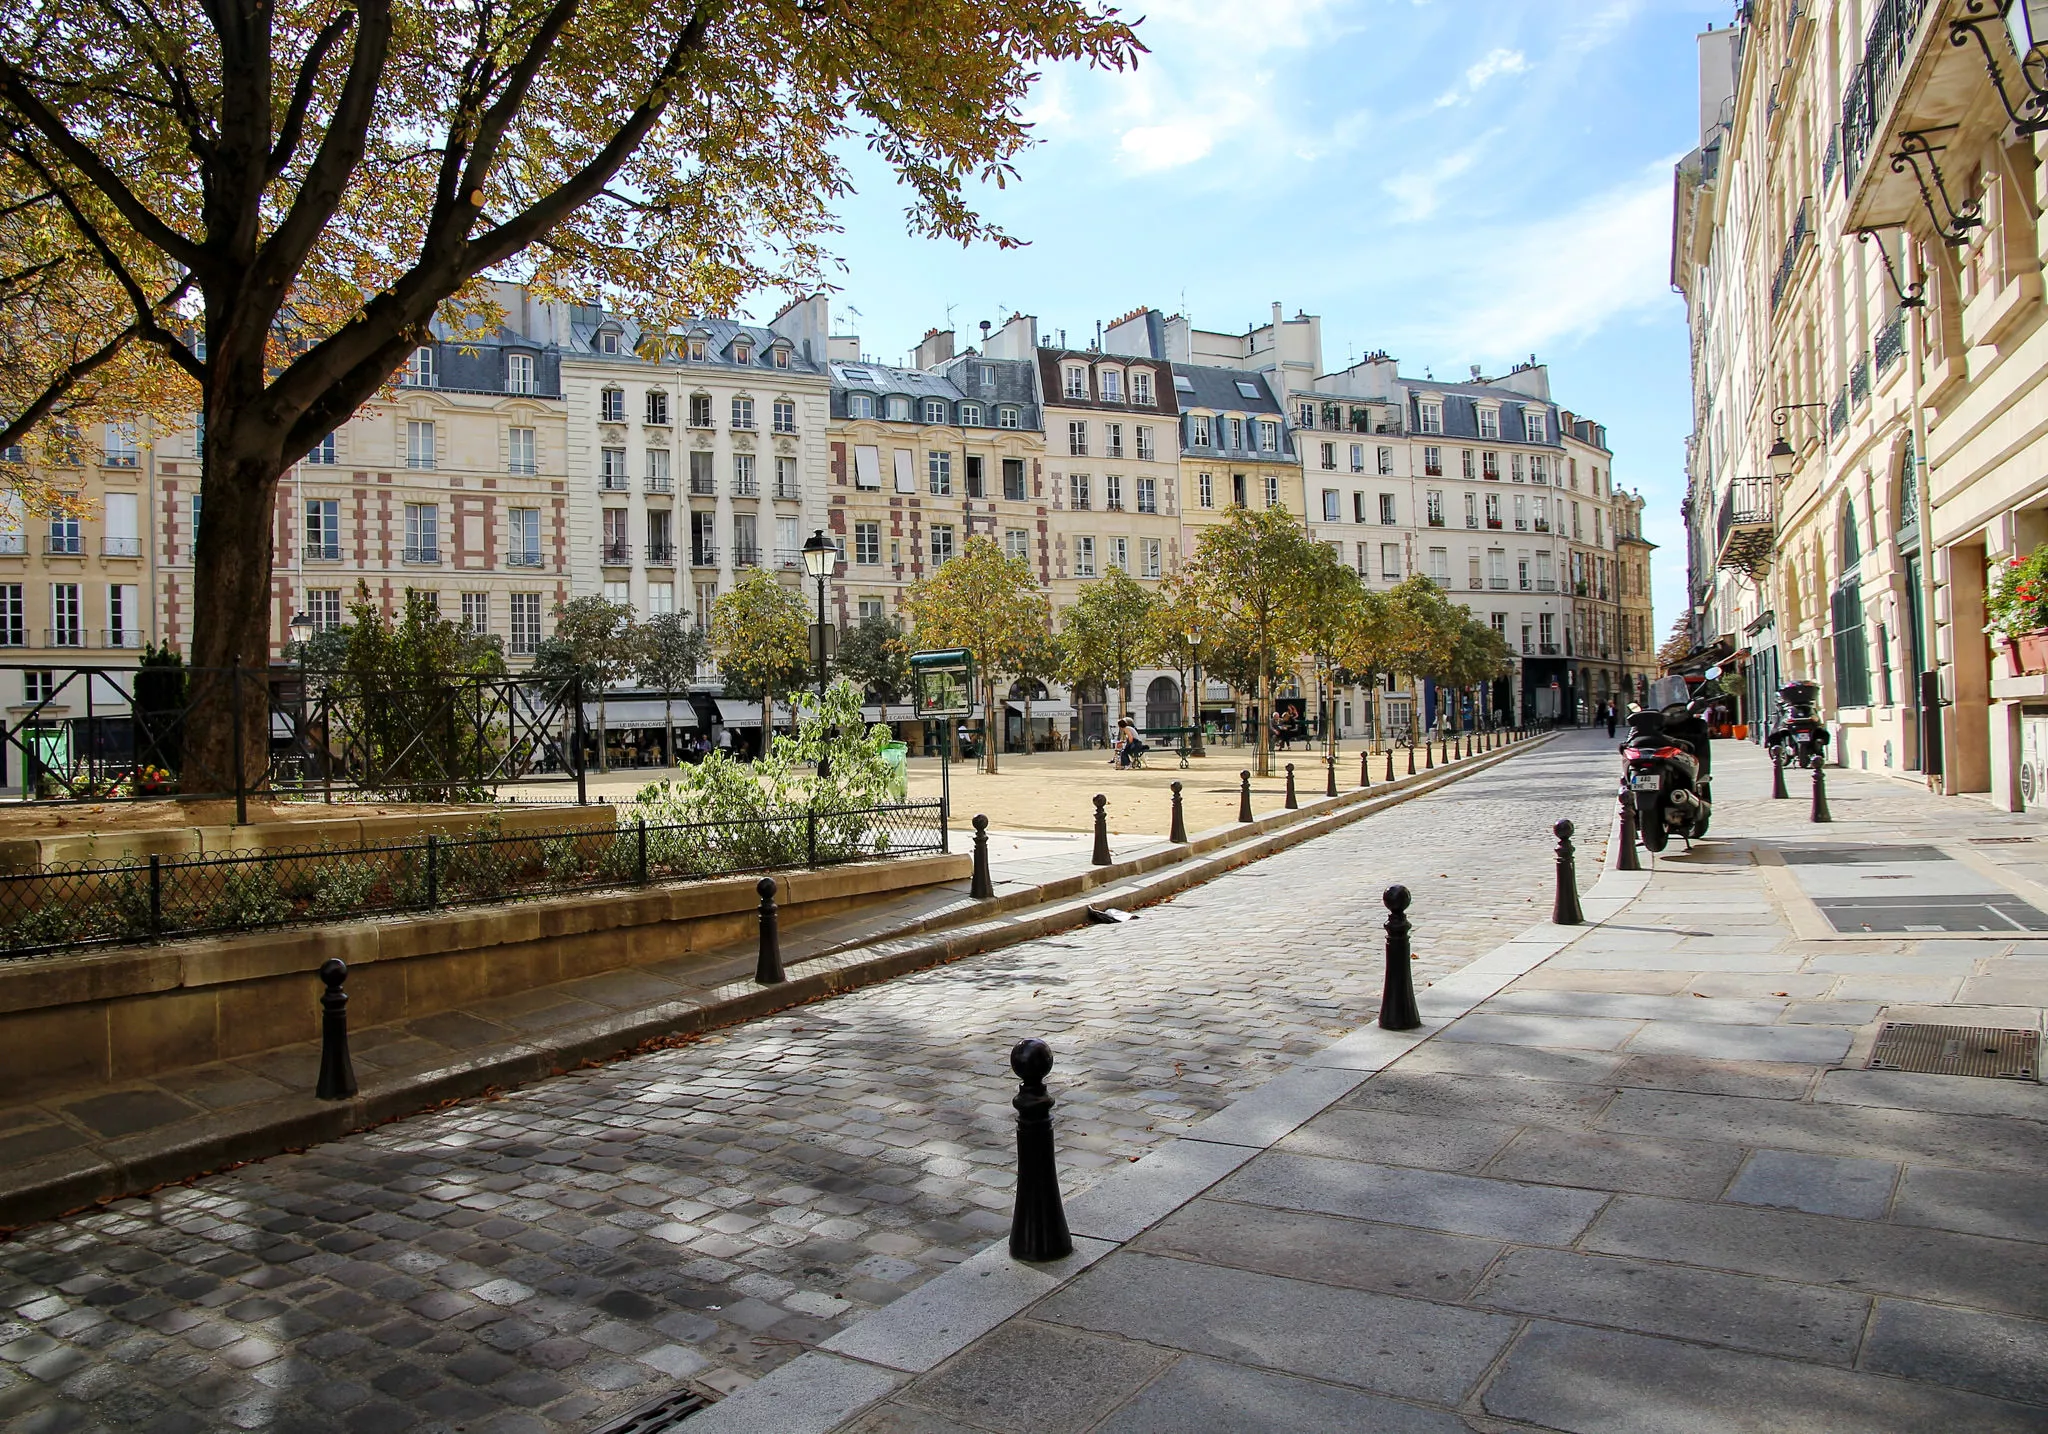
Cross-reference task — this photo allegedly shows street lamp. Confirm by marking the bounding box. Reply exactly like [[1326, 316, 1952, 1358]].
[[1184, 623, 1205, 757], [801, 529, 834, 698], [287, 610, 314, 652], [1768, 402, 1829, 483]]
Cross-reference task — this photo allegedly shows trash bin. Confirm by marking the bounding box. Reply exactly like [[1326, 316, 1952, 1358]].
[[880, 740, 909, 801]]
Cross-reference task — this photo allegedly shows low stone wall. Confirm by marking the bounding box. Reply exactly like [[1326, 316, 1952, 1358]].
[[0, 851, 968, 1100], [0, 801, 618, 872]]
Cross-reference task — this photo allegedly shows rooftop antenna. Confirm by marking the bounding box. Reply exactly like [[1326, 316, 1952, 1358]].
[[945, 303, 957, 330]]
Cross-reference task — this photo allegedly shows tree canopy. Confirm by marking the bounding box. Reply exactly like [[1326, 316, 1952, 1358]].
[[903, 536, 1048, 772], [1180, 505, 1316, 775], [835, 612, 912, 704], [1057, 568, 1161, 717], [710, 570, 811, 734], [0, 0, 1142, 781]]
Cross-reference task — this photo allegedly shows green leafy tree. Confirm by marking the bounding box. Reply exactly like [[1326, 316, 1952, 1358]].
[[1288, 545, 1391, 761], [1009, 621, 1063, 754], [0, 0, 1140, 791], [534, 594, 645, 771], [1386, 576, 1468, 731], [1148, 575, 1209, 738], [710, 569, 811, 742], [1183, 505, 1317, 776], [836, 612, 912, 704], [636, 611, 711, 763], [1445, 614, 1515, 724], [1057, 568, 1162, 733], [904, 536, 1048, 773]]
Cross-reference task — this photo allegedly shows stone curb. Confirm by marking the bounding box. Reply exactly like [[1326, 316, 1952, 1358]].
[[0, 735, 1555, 1230], [681, 741, 1627, 1434]]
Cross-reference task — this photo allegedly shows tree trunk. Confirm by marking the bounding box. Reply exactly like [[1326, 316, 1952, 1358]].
[[762, 688, 774, 760], [984, 677, 999, 775], [663, 693, 674, 767], [184, 432, 285, 802], [597, 696, 610, 771]]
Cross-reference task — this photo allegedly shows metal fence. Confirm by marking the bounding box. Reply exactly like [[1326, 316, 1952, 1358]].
[[0, 801, 945, 960], [0, 663, 588, 813]]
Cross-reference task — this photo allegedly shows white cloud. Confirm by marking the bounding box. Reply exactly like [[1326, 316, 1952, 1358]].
[[1424, 165, 1674, 356], [1121, 122, 1216, 171], [1435, 46, 1530, 107], [1382, 144, 1484, 222]]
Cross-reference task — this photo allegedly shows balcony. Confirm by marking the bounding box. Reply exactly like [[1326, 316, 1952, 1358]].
[[1468, 577, 1483, 591], [1536, 577, 1558, 593], [1513, 520, 1528, 532], [102, 537, 141, 557], [600, 473, 629, 492], [1518, 579, 1532, 592], [1488, 576, 1509, 590], [601, 541, 632, 565], [1426, 516, 1445, 528], [507, 550, 545, 568], [1769, 199, 1810, 313], [646, 475, 675, 495], [1876, 308, 1908, 372], [1840, 0, 1937, 198], [46, 628, 85, 648], [1533, 519, 1550, 532], [731, 544, 760, 568], [509, 460, 537, 475], [646, 542, 676, 566], [1715, 476, 1775, 576], [1465, 516, 1477, 529], [1424, 463, 1443, 477], [775, 548, 806, 570], [732, 479, 758, 498], [1850, 355, 1871, 407], [0, 534, 19, 555], [303, 542, 341, 562], [691, 545, 719, 567], [689, 474, 716, 496], [403, 544, 440, 564], [102, 450, 138, 468], [1485, 518, 1503, 530], [1829, 388, 1850, 438], [773, 480, 800, 501], [103, 629, 141, 649], [44, 535, 83, 556], [1539, 643, 1560, 656]]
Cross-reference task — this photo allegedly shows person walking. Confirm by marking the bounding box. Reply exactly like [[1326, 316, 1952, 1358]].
[[1603, 700, 1618, 739]]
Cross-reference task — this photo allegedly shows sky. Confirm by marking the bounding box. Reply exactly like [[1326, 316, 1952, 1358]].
[[747, 0, 1735, 632]]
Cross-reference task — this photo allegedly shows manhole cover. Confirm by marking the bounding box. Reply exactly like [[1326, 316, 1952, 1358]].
[[1867, 1023, 2039, 1080], [590, 1389, 715, 1433]]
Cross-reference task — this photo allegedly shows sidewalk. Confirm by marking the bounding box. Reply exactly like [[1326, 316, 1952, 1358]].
[[0, 734, 1540, 1229], [701, 739, 2048, 1433]]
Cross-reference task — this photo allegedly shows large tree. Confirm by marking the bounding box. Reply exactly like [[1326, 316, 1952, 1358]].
[[0, 0, 1140, 788], [636, 609, 710, 762], [533, 594, 644, 770], [835, 611, 912, 705], [1182, 505, 1316, 776], [903, 535, 1047, 774]]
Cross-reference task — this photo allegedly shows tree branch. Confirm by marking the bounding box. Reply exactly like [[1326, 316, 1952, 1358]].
[[0, 61, 206, 270], [0, 323, 145, 452], [267, 11, 355, 182]]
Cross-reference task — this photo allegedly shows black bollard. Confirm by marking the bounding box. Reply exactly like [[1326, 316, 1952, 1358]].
[[1169, 781, 1189, 844], [1360, 749, 1372, 788], [1239, 769, 1254, 823], [1770, 752, 1788, 799], [1425, 739, 1434, 770], [1378, 885, 1422, 1030], [1811, 763, 1832, 823], [755, 876, 786, 984], [1325, 754, 1338, 797], [1616, 795, 1642, 872], [1092, 793, 1113, 864], [1552, 819, 1585, 925], [1407, 743, 1416, 776], [1387, 747, 1396, 782], [316, 958, 357, 1100], [970, 813, 996, 898], [1008, 1038, 1074, 1262], [1284, 763, 1299, 809]]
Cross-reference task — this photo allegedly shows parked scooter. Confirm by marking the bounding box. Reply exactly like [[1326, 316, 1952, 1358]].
[[1766, 679, 1830, 771], [1620, 667, 1721, 852]]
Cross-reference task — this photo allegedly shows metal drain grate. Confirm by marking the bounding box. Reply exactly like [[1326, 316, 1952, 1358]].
[[590, 1389, 715, 1433], [1867, 1023, 2040, 1080]]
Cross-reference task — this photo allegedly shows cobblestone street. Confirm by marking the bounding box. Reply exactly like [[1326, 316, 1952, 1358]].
[[0, 735, 1614, 1434]]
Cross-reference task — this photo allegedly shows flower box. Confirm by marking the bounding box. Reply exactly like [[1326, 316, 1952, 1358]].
[[2010, 630, 2048, 677]]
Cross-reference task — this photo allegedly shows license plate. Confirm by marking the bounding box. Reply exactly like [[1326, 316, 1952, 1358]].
[[1629, 773, 1661, 791]]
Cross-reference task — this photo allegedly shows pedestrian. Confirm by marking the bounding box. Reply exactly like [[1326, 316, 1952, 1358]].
[[1604, 700, 1617, 739]]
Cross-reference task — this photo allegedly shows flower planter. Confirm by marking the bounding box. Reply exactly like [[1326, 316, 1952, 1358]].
[[2010, 630, 2048, 677]]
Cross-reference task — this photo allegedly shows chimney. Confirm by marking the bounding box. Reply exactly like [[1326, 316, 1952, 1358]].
[[913, 327, 955, 370]]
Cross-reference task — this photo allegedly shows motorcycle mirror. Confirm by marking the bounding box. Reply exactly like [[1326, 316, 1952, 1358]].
[[1703, 664, 1722, 680]]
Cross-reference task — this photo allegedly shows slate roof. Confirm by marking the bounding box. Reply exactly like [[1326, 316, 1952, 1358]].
[[1398, 377, 1559, 448]]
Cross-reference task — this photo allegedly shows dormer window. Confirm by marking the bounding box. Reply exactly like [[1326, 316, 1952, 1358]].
[[958, 403, 982, 426], [885, 395, 911, 422], [997, 405, 1020, 429], [404, 346, 436, 386], [922, 398, 948, 424], [848, 393, 875, 419], [1131, 371, 1153, 406], [733, 342, 753, 365], [773, 347, 789, 368], [597, 330, 621, 355], [1418, 400, 1443, 434], [687, 339, 706, 361], [1064, 366, 1087, 400], [1524, 407, 1547, 442], [1477, 407, 1500, 439], [505, 352, 535, 395], [1099, 369, 1123, 402]]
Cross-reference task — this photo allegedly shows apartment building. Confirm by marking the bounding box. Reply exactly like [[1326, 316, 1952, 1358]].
[[1614, 487, 1657, 704], [153, 294, 574, 664], [0, 422, 152, 725], [824, 318, 1045, 625], [1673, 1, 2048, 801], [547, 294, 832, 631]]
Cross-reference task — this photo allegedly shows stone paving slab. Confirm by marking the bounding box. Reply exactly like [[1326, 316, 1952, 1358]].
[[813, 737, 2048, 1433], [0, 732, 1595, 1433]]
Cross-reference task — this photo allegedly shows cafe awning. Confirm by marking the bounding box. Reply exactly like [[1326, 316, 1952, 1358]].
[[714, 698, 796, 729], [585, 700, 699, 728], [1005, 700, 1076, 719]]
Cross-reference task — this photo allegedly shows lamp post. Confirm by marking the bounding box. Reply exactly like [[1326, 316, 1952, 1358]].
[[801, 529, 834, 699], [1185, 623, 1205, 757]]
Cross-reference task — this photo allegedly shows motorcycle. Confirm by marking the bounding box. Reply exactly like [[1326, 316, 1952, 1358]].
[[1620, 667, 1720, 852], [1766, 679, 1829, 772]]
